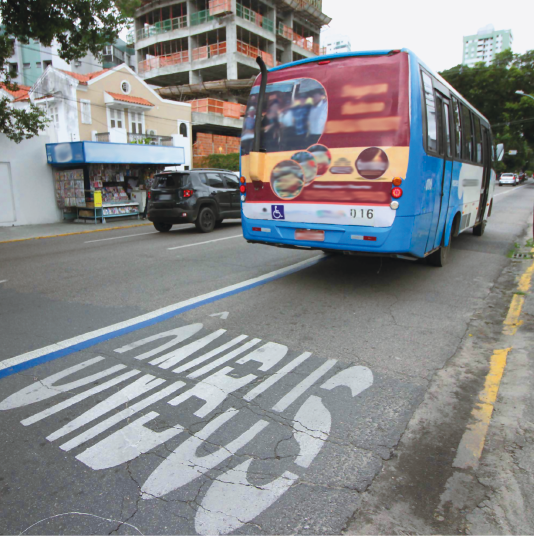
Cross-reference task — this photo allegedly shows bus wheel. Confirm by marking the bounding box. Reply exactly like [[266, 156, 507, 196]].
[[473, 221, 486, 237], [428, 236, 451, 267]]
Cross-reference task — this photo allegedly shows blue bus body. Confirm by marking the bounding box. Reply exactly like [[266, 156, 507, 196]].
[[240, 49, 495, 261]]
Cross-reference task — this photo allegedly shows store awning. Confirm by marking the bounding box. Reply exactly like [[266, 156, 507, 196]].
[[46, 141, 185, 166]]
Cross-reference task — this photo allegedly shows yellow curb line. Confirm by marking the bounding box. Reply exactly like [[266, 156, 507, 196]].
[[453, 246, 534, 470], [0, 223, 153, 244]]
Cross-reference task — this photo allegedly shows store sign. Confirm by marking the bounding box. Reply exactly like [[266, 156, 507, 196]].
[[93, 190, 102, 208]]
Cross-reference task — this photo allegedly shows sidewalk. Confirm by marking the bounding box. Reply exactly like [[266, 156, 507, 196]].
[[0, 219, 153, 243]]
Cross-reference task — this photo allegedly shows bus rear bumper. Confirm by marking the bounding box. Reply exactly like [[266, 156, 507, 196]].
[[242, 216, 419, 256]]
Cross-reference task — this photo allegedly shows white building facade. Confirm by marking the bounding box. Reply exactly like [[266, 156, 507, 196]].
[[462, 25, 513, 67], [323, 35, 351, 55]]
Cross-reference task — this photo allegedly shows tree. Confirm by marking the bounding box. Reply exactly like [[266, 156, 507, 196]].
[[0, 0, 139, 142], [440, 50, 534, 171]]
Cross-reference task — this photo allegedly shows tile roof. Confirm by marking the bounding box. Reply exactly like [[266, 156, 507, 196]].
[[106, 91, 154, 107], [60, 69, 109, 84], [0, 83, 31, 101]]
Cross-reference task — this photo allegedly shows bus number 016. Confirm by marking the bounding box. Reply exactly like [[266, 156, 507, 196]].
[[350, 209, 374, 220]]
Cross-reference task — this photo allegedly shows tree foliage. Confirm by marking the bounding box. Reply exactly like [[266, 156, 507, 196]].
[[440, 50, 534, 171], [199, 153, 240, 171], [0, 0, 135, 142]]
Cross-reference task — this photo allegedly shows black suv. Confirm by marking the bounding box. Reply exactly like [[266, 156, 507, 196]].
[[147, 169, 241, 233]]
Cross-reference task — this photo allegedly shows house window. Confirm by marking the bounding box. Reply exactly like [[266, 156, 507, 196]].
[[120, 80, 131, 94], [108, 108, 124, 129], [43, 60, 52, 69], [129, 111, 144, 134], [80, 99, 92, 124], [48, 105, 59, 126], [179, 122, 188, 137]]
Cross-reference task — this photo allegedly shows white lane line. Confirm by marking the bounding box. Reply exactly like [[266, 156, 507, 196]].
[[0, 280, 7, 284], [168, 234, 242, 251], [0, 255, 324, 374], [493, 184, 529, 198], [85, 231, 158, 243]]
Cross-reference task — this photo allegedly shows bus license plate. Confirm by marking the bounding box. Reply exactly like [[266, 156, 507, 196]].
[[295, 229, 325, 242]]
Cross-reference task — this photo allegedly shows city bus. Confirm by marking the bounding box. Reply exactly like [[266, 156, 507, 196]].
[[239, 49, 502, 266]]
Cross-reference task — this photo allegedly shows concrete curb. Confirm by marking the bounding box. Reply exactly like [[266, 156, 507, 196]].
[[0, 222, 153, 245]]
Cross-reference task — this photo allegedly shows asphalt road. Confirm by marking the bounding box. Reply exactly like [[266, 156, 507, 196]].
[[0, 182, 533, 535]]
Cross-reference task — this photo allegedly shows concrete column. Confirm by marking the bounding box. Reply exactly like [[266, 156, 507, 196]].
[[226, 21, 238, 80], [189, 69, 202, 83]]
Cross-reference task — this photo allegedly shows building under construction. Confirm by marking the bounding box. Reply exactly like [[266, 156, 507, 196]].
[[130, 0, 331, 166]]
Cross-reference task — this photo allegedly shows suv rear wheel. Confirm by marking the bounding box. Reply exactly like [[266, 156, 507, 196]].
[[196, 206, 216, 233], [154, 222, 172, 232]]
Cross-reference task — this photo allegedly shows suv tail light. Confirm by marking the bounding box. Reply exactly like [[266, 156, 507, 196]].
[[183, 189, 193, 198], [147, 191, 151, 199]]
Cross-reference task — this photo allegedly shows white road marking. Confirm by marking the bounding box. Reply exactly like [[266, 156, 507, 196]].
[[141, 409, 269, 499], [168, 366, 256, 417], [185, 338, 261, 378], [0, 356, 109, 410], [167, 234, 241, 250], [321, 366, 374, 397], [236, 342, 288, 371], [209, 311, 229, 320], [195, 458, 299, 536], [77, 410, 184, 470], [149, 329, 226, 369], [272, 359, 338, 412], [493, 184, 529, 198], [0, 280, 7, 284], [115, 324, 203, 361], [85, 231, 158, 243], [63, 381, 185, 453], [171, 335, 249, 375], [22, 369, 140, 426], [0, 255, 323, 374], [293, 395, 331, 468], [243, 352, 312, 402], [47, 374, 166, 442]]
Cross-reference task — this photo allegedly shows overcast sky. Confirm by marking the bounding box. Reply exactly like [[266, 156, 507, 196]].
[[320, 0, 533, 72]]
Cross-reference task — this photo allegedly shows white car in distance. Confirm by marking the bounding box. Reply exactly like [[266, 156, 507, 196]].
[[499, 173, 518, 186]]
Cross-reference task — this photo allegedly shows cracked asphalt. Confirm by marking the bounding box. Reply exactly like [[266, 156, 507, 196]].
[[1, 182, 533, 535]]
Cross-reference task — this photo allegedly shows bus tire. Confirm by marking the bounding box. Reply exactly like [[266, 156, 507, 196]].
[[473, 221, 486, 237], [427, 235, 451, 267]]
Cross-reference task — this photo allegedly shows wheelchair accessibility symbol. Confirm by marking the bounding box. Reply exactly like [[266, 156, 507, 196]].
[[271, 205, 285, 220]]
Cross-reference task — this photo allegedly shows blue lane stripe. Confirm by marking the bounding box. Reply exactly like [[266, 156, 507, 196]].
[[0, 256, 326, 379]]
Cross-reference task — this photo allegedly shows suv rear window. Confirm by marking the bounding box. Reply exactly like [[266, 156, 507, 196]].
[[154, 173, 189, 188]]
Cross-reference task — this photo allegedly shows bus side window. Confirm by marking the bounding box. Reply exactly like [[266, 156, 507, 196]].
[[461, 104, 473, 161], [473, 116, 483, 164], [421, 71, 438, 153], [452, 99, 462, 159], [443, 102, 452, 157]]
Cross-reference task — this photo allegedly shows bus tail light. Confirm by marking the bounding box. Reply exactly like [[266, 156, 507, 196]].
[[239, 185, 246, 193], [391, 187, 403, 199], [392, 177, 403, 186], [147, 191, 151, 199]]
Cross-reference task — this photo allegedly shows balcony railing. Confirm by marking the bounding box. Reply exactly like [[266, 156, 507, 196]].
[[191, 42, 227, 61], [190, 9, 214, 26], [138, 50, 189, 74], [135, 15, 187, 42], [191, 98, 246, 119], [292, 33, 323, 55], [277, 22, 293, 40], [209, 0, 232, 16], [95, 132, 110, 142], [128, 133, 173, 146], [236, 40, 274, 67], [236, 3, 274, 33]]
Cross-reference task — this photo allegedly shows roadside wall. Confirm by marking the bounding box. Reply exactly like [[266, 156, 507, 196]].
[[0, 134, 61, 227]]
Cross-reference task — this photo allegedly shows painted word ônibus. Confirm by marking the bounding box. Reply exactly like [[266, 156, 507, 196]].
[[239, 49, 501, 266]]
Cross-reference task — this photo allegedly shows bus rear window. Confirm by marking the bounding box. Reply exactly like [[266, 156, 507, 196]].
[[154, 173, 188, 188], [241, 53, 410, 155]]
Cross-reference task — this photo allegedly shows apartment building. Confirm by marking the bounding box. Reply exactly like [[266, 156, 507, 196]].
[[129, 0, 331, 166], [3, 34, 136, 87], [323, 35, 351, 55], [462, 25, 513, 67]]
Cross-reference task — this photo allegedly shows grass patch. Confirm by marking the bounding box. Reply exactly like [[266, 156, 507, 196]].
[[507, 242, 521, 258], [514, 291, 527, 296]]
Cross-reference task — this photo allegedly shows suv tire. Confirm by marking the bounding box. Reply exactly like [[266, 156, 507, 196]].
[[154, 222, 172, 232], [196, 206, 216, 233], [215, 218, 224, 228]]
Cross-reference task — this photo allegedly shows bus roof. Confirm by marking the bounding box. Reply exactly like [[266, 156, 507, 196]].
[[268, 48, 490, 126]]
